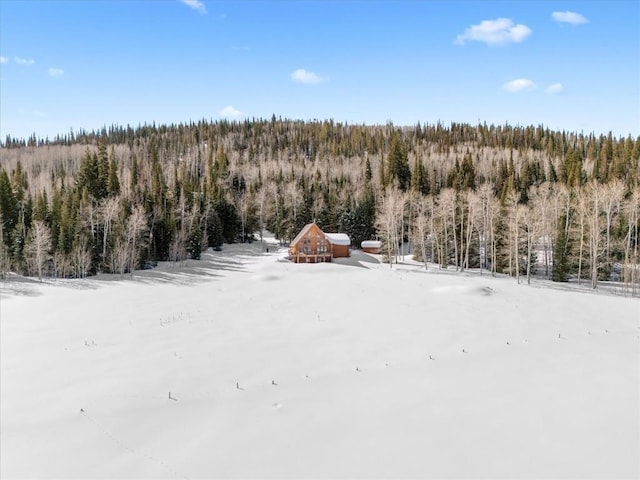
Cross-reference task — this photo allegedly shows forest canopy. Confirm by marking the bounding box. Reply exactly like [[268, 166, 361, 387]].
[[0, 119, 638, 291]]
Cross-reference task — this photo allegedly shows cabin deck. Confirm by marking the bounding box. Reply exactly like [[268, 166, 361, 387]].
[[288, 253, 333, 263]]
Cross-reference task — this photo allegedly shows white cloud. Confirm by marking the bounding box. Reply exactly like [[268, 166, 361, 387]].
[[48, 68, 64, 78], [291, 68, 323, 85], [219, 105, 242, 118], [502, 78, 537, 93], [545, 83, 564, 95], [0, 56, 8, 64], [14, 56, 35, 65], [455, 18, 532, 46], [552, 11, 588, 25], [179, 0, 207, 15]]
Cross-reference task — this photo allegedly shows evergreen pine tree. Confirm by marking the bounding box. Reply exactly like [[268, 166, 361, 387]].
[[0, 169, 18, 251], [107, 155, 120, 197], [130, 154, 139, 196], [364, 157, 372, 182], [552, 213, 570, 282], [32, 191, 49, 223], [387, 133, 411, 191], [205, 205, 224, 248], [186, 217, 203, 259]]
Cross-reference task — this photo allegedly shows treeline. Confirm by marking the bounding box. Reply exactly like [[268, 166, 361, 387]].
[[0, 119, 638, 291]]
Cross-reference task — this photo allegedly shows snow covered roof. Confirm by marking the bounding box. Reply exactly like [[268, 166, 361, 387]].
[[361, 240, 382, 248], [325, 233, 351, 246]]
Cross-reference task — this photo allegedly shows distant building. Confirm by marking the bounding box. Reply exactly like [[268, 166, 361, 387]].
[[288, 223, 351, 263], [361, 240, 382, 254]]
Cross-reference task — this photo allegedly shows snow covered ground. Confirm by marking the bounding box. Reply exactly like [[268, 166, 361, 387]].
[[1, 240, 639, 479]]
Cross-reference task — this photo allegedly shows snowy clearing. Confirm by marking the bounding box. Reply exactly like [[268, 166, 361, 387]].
[[1, 243, 639, 479]]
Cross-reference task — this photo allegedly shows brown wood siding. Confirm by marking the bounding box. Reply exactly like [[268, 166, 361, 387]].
[[289, 223, 333, 262], [331, 244, 350, 257]]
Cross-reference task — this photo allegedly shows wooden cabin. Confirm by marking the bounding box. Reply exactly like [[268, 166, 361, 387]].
[[325, 233, 351, 258], [361, 240, 382, 254], [288, 224, 351, 263], [289, 223, 333, 263]]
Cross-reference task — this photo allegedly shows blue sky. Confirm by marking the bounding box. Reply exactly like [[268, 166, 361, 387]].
[[1, 0, 638, 141]]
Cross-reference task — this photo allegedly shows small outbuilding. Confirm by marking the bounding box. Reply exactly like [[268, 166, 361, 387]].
[[361, 240, 382, 254], [325, 233, 351, 258]]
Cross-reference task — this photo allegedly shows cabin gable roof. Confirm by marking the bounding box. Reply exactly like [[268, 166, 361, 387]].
[[290, 223, 326, 246]]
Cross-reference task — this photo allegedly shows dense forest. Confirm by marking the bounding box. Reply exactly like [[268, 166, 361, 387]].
[[0, 118, 638, 292]]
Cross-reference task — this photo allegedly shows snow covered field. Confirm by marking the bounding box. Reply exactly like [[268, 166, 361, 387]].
[[1, 241, 639, 479]]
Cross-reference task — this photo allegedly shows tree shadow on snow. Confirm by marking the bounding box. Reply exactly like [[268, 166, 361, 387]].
[[332, 251, 381, 269], [0, 278, 44, 298], [0, 244, 284, 294]]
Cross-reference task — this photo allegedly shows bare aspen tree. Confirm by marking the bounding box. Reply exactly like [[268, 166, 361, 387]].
[[602, 179, 625, 272], [52, 251, 71, 278], [552, 183, 572, 241], [231, 169, 251, 243], [413, 196, 430, 270], [622, 189, 640, 293], [477, 183, 497, 274], [169, 230, 186, 263], [522, 202, 540, 284], [439, 189, 457, 269], [177, 187, 188, 235], [488, 194, 500, 275], [574, 190, 589, 285], [376, 189, 402, 267], [587, 181, 606, 288], [529, 183, 552, 278], [476, 185, 489, 274], [457, 192, 466, 271], [25, 220, 52, 280], [110, 236, 130, 277], [504, 190, 522, 282], [169, 205, 190, 264], [450, 191, 460, 271], [426, 196, 439, 265], [396, 192, 408, 264], [126, 205, 148, 274], [100, 197, 120, 265], [79, 197, 98, 242], [286, 181, 302, 224], [553, 183, 573, 281], [462, 190, 480, 271], [72, 236, 92, 278], [266, 182, 282, 242], [256, 186, 267, 250], [398, 191, 407, 261]]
